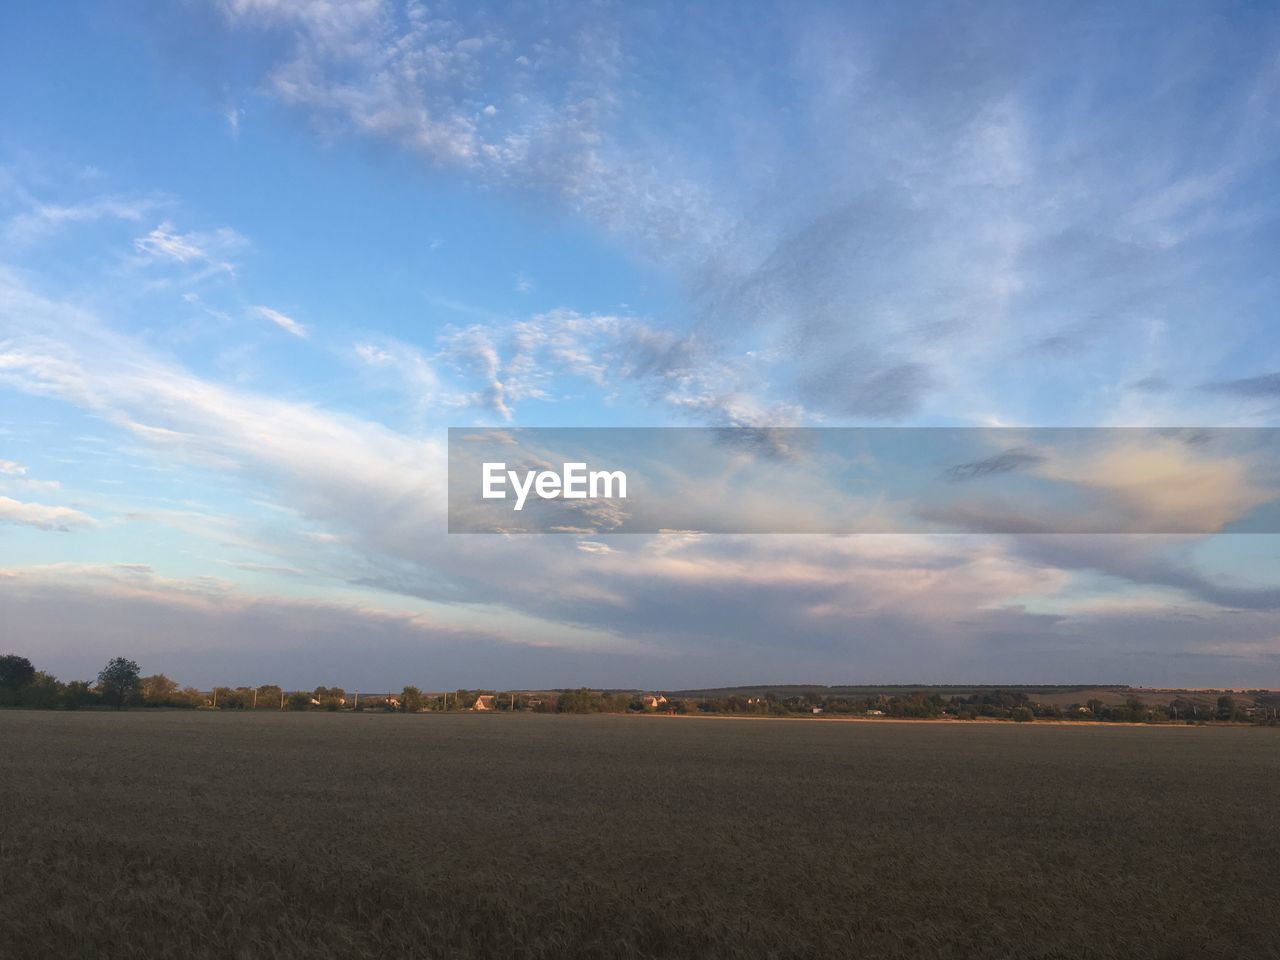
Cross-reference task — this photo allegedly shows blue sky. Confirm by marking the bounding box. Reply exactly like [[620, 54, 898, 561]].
[[2, 0, 1279, 689]]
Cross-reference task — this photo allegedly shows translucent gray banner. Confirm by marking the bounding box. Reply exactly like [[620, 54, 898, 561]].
[[448, 427, 1280, 534]]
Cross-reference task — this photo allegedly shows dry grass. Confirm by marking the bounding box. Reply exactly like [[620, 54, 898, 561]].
[[1, 711, 1277, 959]]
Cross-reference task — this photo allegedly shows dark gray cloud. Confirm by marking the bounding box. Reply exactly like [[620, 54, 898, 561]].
[[794, 355, 932, 420], [1203, 373, 1280, 399], [1131, 375, 1171, 393], [1028, 329, 1094, 359], [946, 447, 1046, 481]]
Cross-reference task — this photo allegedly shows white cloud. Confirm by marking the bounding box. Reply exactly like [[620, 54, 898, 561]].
[[351, 308, 798, 427], [354, 338, 456, 414], [0, 271, 444, 565], [132, 221, 246, 278], [0, 495, 95, 531], [224, 103, 244, 137], [217, 1, 729, 264], [5, 195, 159, 246], [253, 305, 309, 338]]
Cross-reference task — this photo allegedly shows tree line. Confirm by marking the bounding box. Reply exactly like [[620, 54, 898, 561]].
[[2, 654, 1277, 723], [0, 655, 630, 714], [684, 688, 1280, 724]]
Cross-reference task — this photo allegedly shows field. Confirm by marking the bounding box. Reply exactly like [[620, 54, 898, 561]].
[[2, 712, 1277, 959]]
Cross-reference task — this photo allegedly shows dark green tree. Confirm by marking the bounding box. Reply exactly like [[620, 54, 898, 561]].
[[0, 654, 36, 691], [62, 680, 98, 710], [97, 657, 142, 709]]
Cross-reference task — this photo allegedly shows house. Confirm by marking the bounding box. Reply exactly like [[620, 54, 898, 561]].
[[473, 695, 496, 711], [865, 709, 885, 717], [641, 694, 668, 710]]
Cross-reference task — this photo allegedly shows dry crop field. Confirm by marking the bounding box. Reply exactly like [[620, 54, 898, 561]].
[[1, 711, 1277, 959]]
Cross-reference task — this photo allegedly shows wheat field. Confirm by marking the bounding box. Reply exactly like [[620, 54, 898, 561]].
[[1, 710, 1276, 959]]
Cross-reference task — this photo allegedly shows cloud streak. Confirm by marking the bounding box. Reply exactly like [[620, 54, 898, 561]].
[[0, 496, 95, 531], [253, 305, 308, 338]]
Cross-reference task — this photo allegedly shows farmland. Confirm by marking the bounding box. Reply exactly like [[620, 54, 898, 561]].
[[1, 711, 1277, 959]]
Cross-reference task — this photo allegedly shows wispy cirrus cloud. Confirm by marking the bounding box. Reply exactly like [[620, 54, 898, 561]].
[[253, 305, 308, 338], [132, 220, 246, 278], [206, 1, 1280, 430], [356, 309, 793, 426], [4, 195, 160, 246]]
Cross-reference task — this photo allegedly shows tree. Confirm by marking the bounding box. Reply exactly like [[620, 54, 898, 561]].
[[178, 686, 204, 707], [97, 657, 142, 709], [62, 680, 99, 710], [213, 687, 254, 709], [313, 686, 346, 708], [20, 670, 63, 711], [256, 684, 284, 709], [401, 685, 424, 712], [1011, 706, 1035, 722], [0, 654, 36, 691], [140, 674, 179, 705]]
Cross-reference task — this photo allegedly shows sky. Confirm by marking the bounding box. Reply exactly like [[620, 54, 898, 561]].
[[1, 0, 1279, 690]]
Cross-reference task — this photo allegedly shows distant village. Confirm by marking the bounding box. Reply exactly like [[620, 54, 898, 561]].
[[2, 653, 1278, 724]]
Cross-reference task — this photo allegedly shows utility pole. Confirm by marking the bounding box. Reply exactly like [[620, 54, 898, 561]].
[[252, 688, 258, 710], [280, 689, 286, 710]]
